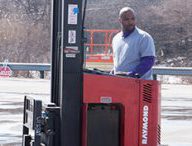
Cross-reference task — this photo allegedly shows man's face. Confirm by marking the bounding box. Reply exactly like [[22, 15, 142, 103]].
[[119, 10, 136, 32]]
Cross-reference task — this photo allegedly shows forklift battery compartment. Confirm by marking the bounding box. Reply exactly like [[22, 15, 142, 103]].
[[87, 104, 121, 146]]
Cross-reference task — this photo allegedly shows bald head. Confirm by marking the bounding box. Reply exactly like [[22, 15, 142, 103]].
[[118, 7, 136, 33], [119, 7, 136, 18]]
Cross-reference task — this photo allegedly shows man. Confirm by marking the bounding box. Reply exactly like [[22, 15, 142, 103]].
[[112, 7, 156, 80]]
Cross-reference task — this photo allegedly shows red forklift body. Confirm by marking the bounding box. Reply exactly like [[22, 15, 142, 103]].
[[83, 73, 161, 146]]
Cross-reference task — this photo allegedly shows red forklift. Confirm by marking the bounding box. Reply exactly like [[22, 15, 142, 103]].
[[22, 0, 161, 146]]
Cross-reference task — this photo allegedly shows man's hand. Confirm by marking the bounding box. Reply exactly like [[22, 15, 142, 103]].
[[109, 70, 114, 75], [114, 71, 128, 76], [115, 71, 140, 78]]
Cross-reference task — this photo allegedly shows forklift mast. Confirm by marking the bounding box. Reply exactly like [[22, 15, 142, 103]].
[[52, 0, 84, 146], [23, 0, 84, 146]]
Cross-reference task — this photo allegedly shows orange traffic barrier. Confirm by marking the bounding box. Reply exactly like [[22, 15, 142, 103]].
[[84, 29, 119, 63]]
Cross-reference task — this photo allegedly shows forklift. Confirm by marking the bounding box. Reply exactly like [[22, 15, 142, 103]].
[[22, 0, 161, 146]]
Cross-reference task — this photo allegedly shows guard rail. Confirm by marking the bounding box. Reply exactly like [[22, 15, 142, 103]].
[[0, 62, 192, 79]]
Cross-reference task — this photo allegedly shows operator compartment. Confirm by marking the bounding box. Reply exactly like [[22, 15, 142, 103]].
[[83, 73, 161, 146]]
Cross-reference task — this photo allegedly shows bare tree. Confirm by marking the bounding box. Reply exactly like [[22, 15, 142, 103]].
[[0, 0, 51, 63]]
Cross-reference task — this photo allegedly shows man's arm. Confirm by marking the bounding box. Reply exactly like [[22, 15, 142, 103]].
[[128, 56, 155, 78]]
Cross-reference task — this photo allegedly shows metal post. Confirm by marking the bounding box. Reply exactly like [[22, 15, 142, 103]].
[[40, 71, 44, 79], [153, 74, 157, 80], [51, 0, 62, 106], [60, 0, 83, 146]]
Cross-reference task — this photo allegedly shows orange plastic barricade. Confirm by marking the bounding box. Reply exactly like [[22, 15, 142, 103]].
[[84, 29, 119, 63]]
